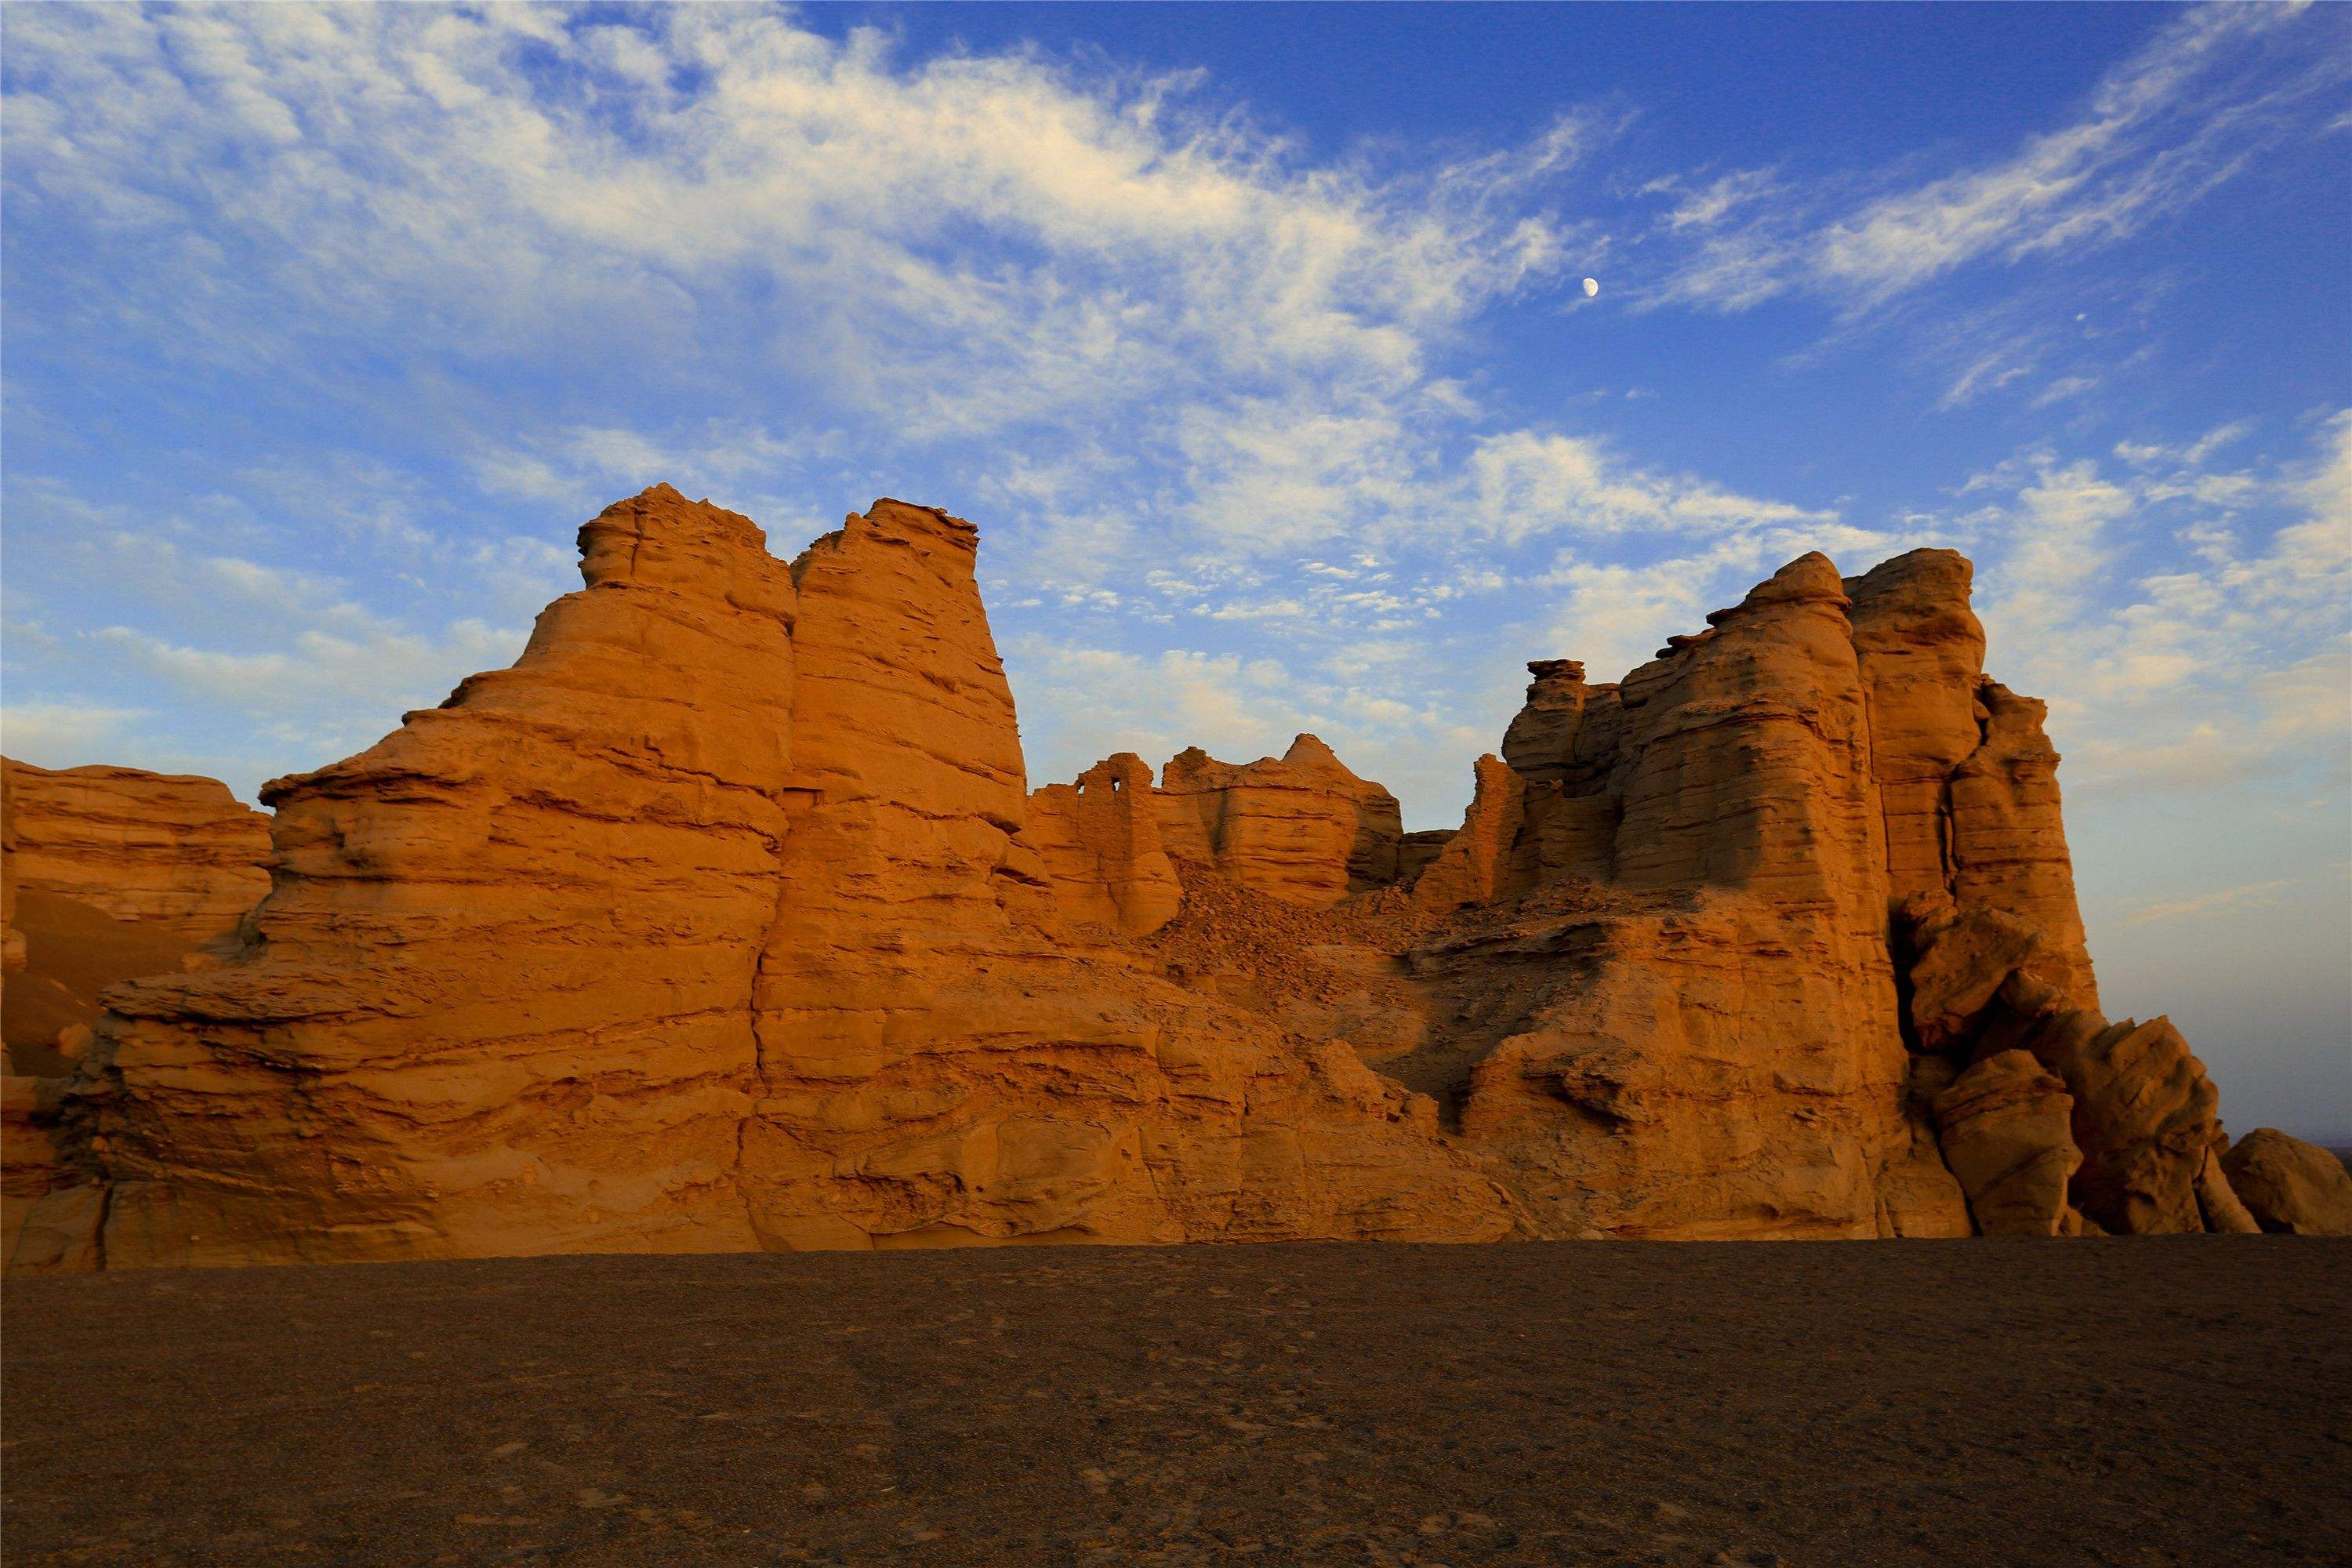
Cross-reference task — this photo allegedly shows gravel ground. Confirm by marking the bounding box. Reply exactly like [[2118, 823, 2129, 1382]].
[[5, 1239, 2348, 1567]]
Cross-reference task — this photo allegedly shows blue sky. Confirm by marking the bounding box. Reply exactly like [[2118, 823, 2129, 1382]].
[[3, 4, 2347, 1134]]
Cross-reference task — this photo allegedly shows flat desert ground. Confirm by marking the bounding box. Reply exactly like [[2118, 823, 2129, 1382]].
[[5, 1240, 2348, 1567]]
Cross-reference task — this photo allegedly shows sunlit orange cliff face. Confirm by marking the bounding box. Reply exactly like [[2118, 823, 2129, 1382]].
[[5, 485, 2344, 1269]]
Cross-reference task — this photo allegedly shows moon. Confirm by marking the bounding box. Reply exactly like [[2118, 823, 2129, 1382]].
[[1582, 278, 1600, 298]]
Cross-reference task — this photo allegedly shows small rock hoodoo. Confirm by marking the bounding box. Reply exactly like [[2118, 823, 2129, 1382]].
[[3, 485, 2334, 1268]]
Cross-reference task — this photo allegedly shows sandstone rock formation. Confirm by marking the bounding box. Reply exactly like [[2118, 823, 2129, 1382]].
[[2, 794, 19, 978], [1, 761, 270, 1071], [1421, 556, 1969, 1239], [1845, 557, 2100, 1016], [1387, 547, 2248, 1240], [2, 507, 2276, 1268], [1396, 829, 1454, 885], [1409, 755, 1524, 915], [2222, 1128, 2352, 1236], [2036, 1014, 2237, 1236], [1155, 736, 1402, 906], [2194, 1146, 2263, 1236], [732, 503, 1498, 1253], [2, 763, 273, 1261], [1931, 1051, 2082, 1237], [11, 488, 1504, 1269], [1020, 754, 1182, 937], [1, 760, 270, 938]]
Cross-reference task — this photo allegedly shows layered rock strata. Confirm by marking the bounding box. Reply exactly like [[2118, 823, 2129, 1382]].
[[1, 761, 270, 939], [2, 761, 271, 1066], [2, 505, 2270, 1267], [11, 489, 1504, 1269], [1021, 755, 1182, 938], [2, 763, 272, 1259], [1420, 557, 1966, 1238], [1155, 736, 1403, 906], [1396, 548, 2242, 1240]]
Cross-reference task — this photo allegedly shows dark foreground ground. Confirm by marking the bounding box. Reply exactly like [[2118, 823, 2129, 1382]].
[[5, 1240, 2349, 1568]]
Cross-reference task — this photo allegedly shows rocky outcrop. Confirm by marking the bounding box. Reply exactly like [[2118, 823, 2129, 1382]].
[[1903, 901, 2030, 1054], [1154, 736, 1402, 906], [71, 486, 808, 1267], [1019, 755, 1182, 937], [1410, 755, 1525, 914], [2194, 1147, 2263, 1235], [1450, 889, 1963, 1240], [1914, 963, 2249, 1236], [1875, 1058, 1977, 1239], [1849, 554, 2226, 1232], [1932, 1051, 2082, 1237], [3, 760, 285, 1257], [1, 760, 270, 939], [2, 795, 20, 976], [1, 762, 270, 1074], [2034, 1012, 2230, 1236], [2, 494, 2274, 1267], [1947, 685, 2100, 1013], [13, 488, 1505, 1269], [1400, 547, 2246, 1240], [1498, 660, 1598, 788], [1, 1072, 91, 1272], [2222, 1128, 2352, 1236], [1846, 555, 2098, 1018], [1396, 829, 1454, 884], [1425, 557, 1958, 1239], [1842, 554, 1986, 911], [734, 503, 1501, 1252]]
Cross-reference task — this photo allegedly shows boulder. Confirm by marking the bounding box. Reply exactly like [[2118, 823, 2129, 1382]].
[[2194, 1146, 2262, 1235], [1872, 1056, 1975, 1239], [2222, 1128, 2352, 1236], [2032, 1014, 2229, 1236], [1900, 895, 2042, 1054], [1931, 1051, 2082, 1237]]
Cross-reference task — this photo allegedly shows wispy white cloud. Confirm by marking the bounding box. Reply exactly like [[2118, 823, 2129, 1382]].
[[4, 3, 2343, 851], [0, 481, 554, 786], [1972, 409, 2352, 796], [1653, 167, 1783, 233], [89, 616, 522, 739], [1650, 4, 2349, 314], [1004, 635, 1498, 822], [2, 6, 1596, 445], [2031, 376, 2100, 409], [1, 1, 1865, 822], [1460, 431, 1833, 546], [2127, 878, 2296, 926], [0, 702, 151, 766]]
